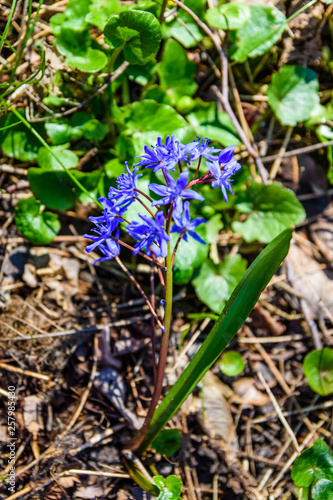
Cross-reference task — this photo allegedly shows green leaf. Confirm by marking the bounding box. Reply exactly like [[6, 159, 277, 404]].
[[70, 113, 108, 141], [118, 100, 188, 156], [312, 479, 333, 499], [153, 475, 182, 500], [205, 2, 250, 30], [172, 232, 208, 285], [51, 16, 91, 57], [291, 440, 333, 487], [137, 228, 292, 454], [303, 349, 333, 396], [45, 121, 82, 145], [232, 182, 305, 243], [152, 429, 181, 458], [165, 0, 205, 48], [86, 0, 123, 29], [157, 39, 198, 103], [220, 351, 245, 376], [104, 10, 162, 65], [187, 101, 241, 147], [192, 255, 247, 313], [28, 168, 102, 210], [67, 47, 108, 72], [0, 113, 40, 161], [37, 146, 78, 170], [267, 66, 320, 126], [15, 197, 61, 245], [229, 5, 287, 62]]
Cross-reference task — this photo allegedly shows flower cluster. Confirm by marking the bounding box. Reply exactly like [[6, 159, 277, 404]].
[[85, 135, 241, 264]]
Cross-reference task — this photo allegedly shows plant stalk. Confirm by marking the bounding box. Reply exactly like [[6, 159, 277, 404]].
[[125, 237, 173, 455]]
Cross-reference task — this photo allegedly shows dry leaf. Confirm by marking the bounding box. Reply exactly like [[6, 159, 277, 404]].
[[23, 395, 43, 438], [232, 378, 269, 406]]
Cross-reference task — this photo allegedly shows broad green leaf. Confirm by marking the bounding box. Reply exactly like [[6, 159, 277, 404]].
[[0, 113, 40, 161], [118, 100, 189, 155], [232, 183, 305, 243], [192, 255, 247, 313], [67, 48, 108, 72], [291, 440, 333, 487], [220, 351, 245, 376], [172, 232, 208, 285], [205, 2, 250, 30], [143, 85, 172, 105], [187, 101, 241, 147], [152, 429, 181, 458], [312, 479, 333, 499], [37, 146, 78, 170], [137, 228, 293, 454], [153, 475, 182, 500], [15, 197, 61, 245], [267, 66, 320, 126], [164, 0, 205, 48], [28, 168, 102, 210], [104, 10, 162, 65], [45, 121, 82, 145], [86, 0, 123, 29], [51, 16, 91, 57], [157, 39, 198, 103], [229, 5, 287, 62], [45, 115, 108, 144], [303, 349, 333, 396]]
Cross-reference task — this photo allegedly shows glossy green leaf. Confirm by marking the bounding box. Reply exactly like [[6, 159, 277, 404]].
[[172, 232, 208, 285], [291, 440, 333, 487], [152, 429, 181, 458], [28, 168, 102, 210], [37, 146, 78, 170], [67, 48, 108, 73], [15, 197, 61, 245], [192, 255, 247, 313], [157, 39, 198, 103], [187, 101, 241, 147], [118, 100, 189, 156], [45, 121, 82, 145], [303, 349, 333, 396], [165, 0, 205, 48], [205, 2, 250, 30], [0, 113, 40, 161], [137, 228, 293, 454], [104, 10, 162, 65], [220, 351, 245, 376], [267, 66, 320, 126], [229, 5, 287, 62], [232, 183, 305, 243], [153, 475, 182, 500], [312, 478, 333, 499]]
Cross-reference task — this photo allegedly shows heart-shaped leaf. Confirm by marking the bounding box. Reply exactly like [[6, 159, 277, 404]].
[[303, 349, 333, 396], [232, 182, 305, 243], [104, 10, 161, 65], [291, 440, 333, 487], [229, 5, 287, 62], [267, 66, 320, 126], [153, 475, 182, 500], [192, 255, 247, 313], [15, 197, 61, 245]]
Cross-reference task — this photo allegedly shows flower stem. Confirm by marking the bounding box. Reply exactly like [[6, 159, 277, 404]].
[[125, 233, 173, 456]]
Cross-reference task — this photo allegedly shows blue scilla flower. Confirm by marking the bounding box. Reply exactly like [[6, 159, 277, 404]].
[[205, 146, 241, 202], [149, 170, 204, 218], [127, 211, 170, 258], [172, 201, 206, 244], [108, 161, 142, 208], [135, 135, 189, 172], [84, 198, 125, 252], [93, 231, 121, 263], [184, 137, 220, 162]]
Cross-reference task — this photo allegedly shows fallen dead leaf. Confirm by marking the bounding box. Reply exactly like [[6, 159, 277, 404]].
[[232, 378, 270, 406]]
